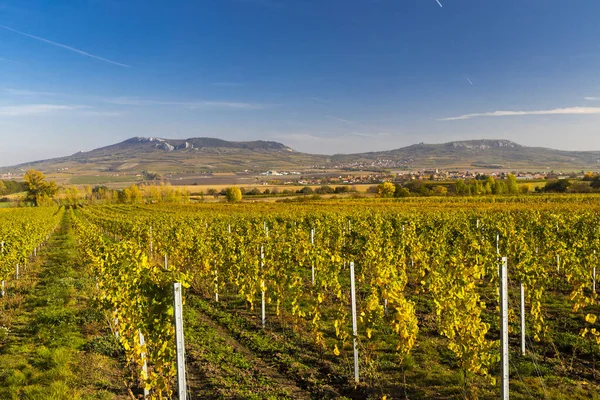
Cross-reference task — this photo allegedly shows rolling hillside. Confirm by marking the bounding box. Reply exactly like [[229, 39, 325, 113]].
[[0, 137, 327, 178], [332, 140, 600, 170], [2, 138, 600, 184]]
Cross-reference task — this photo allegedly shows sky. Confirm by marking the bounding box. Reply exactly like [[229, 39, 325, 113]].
[[1, 0, 600, 166]]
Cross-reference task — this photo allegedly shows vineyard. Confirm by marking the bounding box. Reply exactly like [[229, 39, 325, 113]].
[[0, 207, 62, 296], [2, 196, 600, 399]]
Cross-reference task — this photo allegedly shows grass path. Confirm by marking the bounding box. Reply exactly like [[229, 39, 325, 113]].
[[0, 211, 128, 400], [184, 295, 355, 399], [184, 297, 314, 399]]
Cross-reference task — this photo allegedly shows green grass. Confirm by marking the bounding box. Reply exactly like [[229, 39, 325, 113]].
[[184, 304, 305, 399], [0, 212, 128, 399]]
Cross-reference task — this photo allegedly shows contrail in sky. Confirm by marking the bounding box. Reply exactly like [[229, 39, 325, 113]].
[[435, 0, 443, 7], [466, 77, 473, 85], [0, 24, 130, 68]]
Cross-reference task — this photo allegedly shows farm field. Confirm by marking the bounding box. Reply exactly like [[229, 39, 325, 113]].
[[2, 196, 600, 399]]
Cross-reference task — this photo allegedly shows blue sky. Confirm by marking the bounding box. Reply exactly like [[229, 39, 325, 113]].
[[1, 0, 600, 166]]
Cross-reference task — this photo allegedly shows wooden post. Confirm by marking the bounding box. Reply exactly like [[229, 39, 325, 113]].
[[173, 282, 187, 400], [384, 298, 388, 316], [114, 309, 119, 340], [350, 261, 359, 384], [593, 250, 596, 294], [214, 260, 219, 302], [520, 283, 526, 355], [311, 228, 315, 286], [139, 329, 149, 399], [261, 245, 266, 328], [500, 257, 509, 399]]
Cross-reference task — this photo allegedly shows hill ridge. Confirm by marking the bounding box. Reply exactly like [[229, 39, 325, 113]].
[[2, 137, 600, 174]]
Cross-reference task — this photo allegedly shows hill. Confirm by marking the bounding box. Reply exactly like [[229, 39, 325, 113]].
[[2, 138, 600, 186], [0, 137, 327, 178], [333, 140, 600, 170]]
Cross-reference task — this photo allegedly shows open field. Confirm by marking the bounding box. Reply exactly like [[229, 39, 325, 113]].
[[68, 175, 143, 185]]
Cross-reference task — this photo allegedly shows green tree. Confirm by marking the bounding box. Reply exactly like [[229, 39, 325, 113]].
[[24, 169, 58, 206], [492, 180, 506, 195], [543, 179, 571, 193], [0, 180, 6, 195], [486, 176, 495, 191], [299, 186, 314, 195], [483, 182, 492, 195], [225, 187, 242, 202], [377, 182, 396, 198], [404, 180, 431, 196], [472, 181, 484, 196], [316, 185, 334, 194], [396, 187, 411, 197], [455, 180, 469, 195], [506, 174, 518, 194]]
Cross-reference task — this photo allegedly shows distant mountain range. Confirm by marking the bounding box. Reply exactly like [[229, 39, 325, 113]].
[[2, 137, 599, 178]]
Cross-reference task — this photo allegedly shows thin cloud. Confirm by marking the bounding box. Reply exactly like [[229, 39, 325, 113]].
[[4, 88, 58, 96], [104, 96, 265, 109], [80, 110, 122, 117], [311, 96, 332, 104], [0, 104, 82, 116], [585, 97, 599, 101], [0, 24, 130, 68], [325, 115, 357, 124], [198, 101, 264, 109], [465, 77, 473, 86], [435, 0, 443, 7], [439, 107, 600, 121]]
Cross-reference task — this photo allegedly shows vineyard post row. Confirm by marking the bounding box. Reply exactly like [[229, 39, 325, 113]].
[[0, 208, 63, 298], [74, 204, 600, 399]]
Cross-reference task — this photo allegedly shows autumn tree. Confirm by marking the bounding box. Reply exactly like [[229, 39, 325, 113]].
[[506, 174, 518, 194], [24, 169, 58, 206], [64, 186, 82, 209], [377, 182, 396, 198], [225, 187, 242, 202]]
